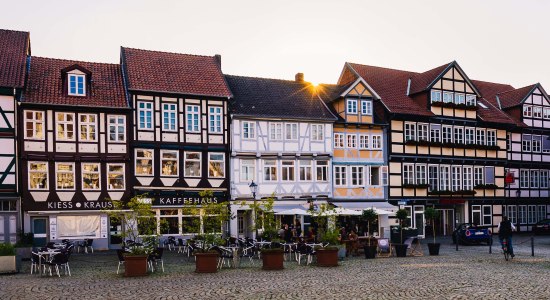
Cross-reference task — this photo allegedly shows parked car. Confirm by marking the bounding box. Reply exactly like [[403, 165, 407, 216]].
[[452, 223, 492, 245], [532, 219, 550, 235]]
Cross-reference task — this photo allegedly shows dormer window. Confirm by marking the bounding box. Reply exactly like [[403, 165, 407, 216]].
[[68, 73, 85, 96], [346, 98, 358, 114], [466, 95, 476, 106]]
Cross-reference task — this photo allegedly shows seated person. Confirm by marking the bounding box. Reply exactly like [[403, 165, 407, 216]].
[[305, 227, 316, 243]]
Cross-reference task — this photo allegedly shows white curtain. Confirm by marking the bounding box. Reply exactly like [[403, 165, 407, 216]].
[[58, 216, 100, 238]]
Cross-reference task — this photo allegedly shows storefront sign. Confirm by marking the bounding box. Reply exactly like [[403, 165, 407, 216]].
[[440, 199, 466, 205], [151, 192, 227, 207], [50, 217, 57, 240], [26, 200, 115, 211]]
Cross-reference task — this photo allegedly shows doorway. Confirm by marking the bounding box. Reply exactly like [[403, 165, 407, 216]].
[[435, 209, 454, 236], [32, 217, 48, 247]]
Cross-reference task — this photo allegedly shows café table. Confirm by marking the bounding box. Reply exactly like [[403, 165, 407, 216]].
[[37, 249, 61, 276], [224, 246, 241, 268]]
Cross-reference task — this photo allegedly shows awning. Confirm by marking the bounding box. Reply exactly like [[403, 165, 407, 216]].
[[275, 208, 311, 215], [334, 202, 397, 215], [272, 204, 307, 213]]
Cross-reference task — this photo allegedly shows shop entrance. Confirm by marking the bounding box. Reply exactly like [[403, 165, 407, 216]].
[[435, 209, 454, 236], [32, 217, 48, 247]]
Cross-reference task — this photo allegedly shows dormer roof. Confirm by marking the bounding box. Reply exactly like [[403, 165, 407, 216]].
[[0, 29, 30, 88]]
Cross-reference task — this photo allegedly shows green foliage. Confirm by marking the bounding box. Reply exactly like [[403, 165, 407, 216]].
[[424, 207, 439, 243], [309, 203, 337, 244], [0, 243, 16, 256], [15, 232, 34, 247], [241, 194, 277, 240], [362, 208, 378, 239], [395, 208, 409, 244], [320, 228, 340, 245], [194, 190, 234, 253]]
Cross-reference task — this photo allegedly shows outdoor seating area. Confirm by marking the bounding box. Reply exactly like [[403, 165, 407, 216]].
[[31, 240, 75, 277]]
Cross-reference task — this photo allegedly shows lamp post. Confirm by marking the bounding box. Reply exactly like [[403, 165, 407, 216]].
[[249, 181, 259, 239]]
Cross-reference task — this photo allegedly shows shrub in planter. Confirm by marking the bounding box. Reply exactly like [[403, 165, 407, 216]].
[[424, 207, 441, 256], [394, 209, 409, 257], [362, 209, 378, 259]]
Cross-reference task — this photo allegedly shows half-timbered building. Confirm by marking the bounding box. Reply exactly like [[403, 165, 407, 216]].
[[0, 29, 29, 243], [226, 74, 337, 238], [337, 61, 516, 236], [480, 82, 550, 231], [20, 57, 130, 249], [121, 48, 232, 237]]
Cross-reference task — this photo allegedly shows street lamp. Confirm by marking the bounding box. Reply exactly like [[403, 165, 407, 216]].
[[249, 181, 259, 239]]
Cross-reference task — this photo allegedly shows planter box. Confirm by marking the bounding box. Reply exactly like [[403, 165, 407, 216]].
[[124, 255, 148, 277], [364, 245, 377, 259], [316, 248, 338, 267], [195, 253, 219, 273], [0, 256, 18, 274], [16, 247, 32, 261], [394, 244, 408, 257], [261, 250, 284, 270], [427, 243, 441, 256]]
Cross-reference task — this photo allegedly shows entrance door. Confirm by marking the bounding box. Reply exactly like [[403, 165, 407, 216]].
[[414, 206, 425, 237], [32, 217, 48, 247], [109, 217, 123, 248], [435, 209, 454, 236], [237, 211, 250, 238]]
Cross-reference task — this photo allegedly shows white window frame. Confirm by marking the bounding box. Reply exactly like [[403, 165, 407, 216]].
[[299, 160, 312, 181], [518, 205, 527, 224], [523, 105, 532, 118], [476, 128, 486, 145], [138, 101, 153, 130], [162, 103, 177, 132], [428, 165, 439, 191], [430, 125, 441, 143], [415, 164, 426, 185], [533, 106, 543, 118], [24, 110, 45, 140], [487, 130, 497, 147], [208, 106, 223, 133], [334, 166, 347, 186], [519, 169, 529, 188], [68, 73, 85, 96], [79, 114, 97, 142], [443, 92, 453, 103], [454, 127, 464, 145], [263, 160, 278, 181], [334, 133, 344, 148], [108, 115, 126, 142], [281, 160, 295, 181], [240, 160, 255, 182], [403, 164, 414, 185], [208, 152, 225, 178], [451, 166, 462, 191], [431, 90, 442, 102], [544, 108, 550, 120], [346, 99, 358, 114], [404, 122, 416, 142], [442, 126, 453, 144], [361, 100, 372, 115], [310, 124, 324, 141], [465, 127, 475, 145], [135, 149, 154, 176], [55, 112, 75, 141], [285, 123, 298, 140], [540, 170, 549, 188], [466, 95, 476, 106], [184, 151, 201, 178], [474, 166, 484, 186], [315, 161, 328, 182], [532, 136, 541, 152], [55, 162, 75, 190], [530, 170, 540, 188], [269, 123, 283, 140], [454, 93, 465, 105], [107, 163, 125, 191], [351, 166, 364, 186], [522, 136, 532, 152], [372, 135, 382, 150], [82, 163, 101, 191], [161, 150, 179, 177], [528, 205, 537, 224], [418, 124, 429, 142], [185, 105, 200, 133], [242, 121, 256, 140], [463, 166, 473, 190], [28, 161, 48, 190], [347, 134, 357, 148], [440, 165, 450, 191], [359, 134, 370, 149]]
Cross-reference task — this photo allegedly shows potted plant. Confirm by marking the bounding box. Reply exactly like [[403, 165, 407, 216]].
[[15, 232, 34, 261], [105, 194, 158, 277], [424, 207, 441, 255], [0, 243, 18, 274], [311, 203, 339, 267], [362, 208, 378, 259], [394, 208, 409, 257]]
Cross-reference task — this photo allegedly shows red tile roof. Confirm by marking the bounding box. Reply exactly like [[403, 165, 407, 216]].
[[408, 63, 450, 95], [121, 47, 232, 98], [496, 84, 536, 108], [0, 29, 29, 88], [22, 57, 128, 108], [471, 80, 515, 108]]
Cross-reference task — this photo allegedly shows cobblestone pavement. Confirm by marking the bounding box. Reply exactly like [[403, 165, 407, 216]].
[[2, 234, 550, 300]]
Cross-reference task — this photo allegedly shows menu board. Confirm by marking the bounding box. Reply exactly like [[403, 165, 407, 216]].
[[100, 216, 108, 238], [50, 217, 57, 240]]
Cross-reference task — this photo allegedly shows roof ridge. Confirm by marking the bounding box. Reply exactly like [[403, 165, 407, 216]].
[[31, 56, 120, 66], [225, 74, 316, 85], [347, 62, 418, 74], [496, 84, 536, 96], [0, 28, 30, 34], [121, 46, 217, 59]]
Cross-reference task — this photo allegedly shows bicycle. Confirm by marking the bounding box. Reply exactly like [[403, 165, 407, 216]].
[[501, 238, 510, 261]]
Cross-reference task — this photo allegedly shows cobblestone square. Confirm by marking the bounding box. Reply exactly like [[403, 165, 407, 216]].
[[1, 235, 550, 299]]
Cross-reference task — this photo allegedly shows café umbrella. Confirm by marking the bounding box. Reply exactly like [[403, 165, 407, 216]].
[[275, 208, 311, 215]]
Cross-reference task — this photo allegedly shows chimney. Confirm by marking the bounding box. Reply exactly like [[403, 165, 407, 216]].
[[295, 73, 304, 82], [214, 54, 222, 67]]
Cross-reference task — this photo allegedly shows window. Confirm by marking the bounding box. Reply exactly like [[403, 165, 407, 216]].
[[334, 166, 347, 186], [544, 108, 550, 119], [430, 124, 441, 143], [208, 107, 222, 133], [518, 205, 527, 224], [522, 135, 532, 152], [242, 121, 256, 139], [428, 165, 439, 191], [185, 105, 200, 132], [160, 209, 179, 235], [285, 123, 298, 140], [415, 165, 426, 185], [451, 166, 462, 191], [107, 164, 125, 190], [472, 205, 491, 226], [316, 161, 328, 182], [506, 206, 517, 224], [519, 169, 529, 188], [442, 126, 453, 144], [25, 111, 45, 140], [530, 170, 540, 188], [108, 115, 125, 142], [454, 127, 464, 144], [455, 93, 465, 105], [299, 160, 312, 181], [476, 129, 485, 145], [68, 74, 85, 96], [431, 90, 442, 102], [465, 127, 475, 145], [346, 99, 357, 114], [81, 163, 100, 190], [29, 162, 48, 190], [474, 166, 484, 186], [161, 150, 178, 177], [380, 166, 389, 186], [79, 114, 96, 141], [534, 106, 543, 118], [334, 133, 344, 148], [351, 166, 364, 186], [487, 130, 497, 147], [532, 136, 541, 152], [240, 160, 255, 182], [528, 205, 537, 224], [347, 134, 357, 148], [138, 102, 153, 130], [162, 103, 177, 131], [485, 167, 495, 184], [372, 135, 382, 149], [403, 164, 414, 185], [463, 166, 473, 190], [56, 112, 75, 141], [281, 161, 295, 181], [263, 160, 277, 181], [443, 92, 453, 103], [440, 165, 450, 191], [359, 135, 370, 149], [418, 124, 429, 141], [135, 149, 153, 176], [483, 205, 492, 225], [208, 153, 225, 178], [56, 163, 75, 190], [523, 105, 532, 117], [466, 95, 476, 106], [538, 206, 546, 222], [184, 152, 201, 177], [361, 100, 372, 115], [404, 122, 416, 142], [270, 123, 283, 140], [540, 170, 549, 188], [311, 124, 324, 141]]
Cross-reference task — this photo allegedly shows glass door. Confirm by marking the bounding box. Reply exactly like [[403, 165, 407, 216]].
[[32, 217, 48, 247], [414, 206, 425, 237]]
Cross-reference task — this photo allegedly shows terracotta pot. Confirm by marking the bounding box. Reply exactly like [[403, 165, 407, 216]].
[[427, 243, 441, 256], [124, 255, 148, 277], [261, 249, 284, 270], [195, 252, 219, 273], [316, 248, 338, 267], [394, 244, 408, 257]]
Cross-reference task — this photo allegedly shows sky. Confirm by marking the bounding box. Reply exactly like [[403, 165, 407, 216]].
[[1, 0, 549, 89]]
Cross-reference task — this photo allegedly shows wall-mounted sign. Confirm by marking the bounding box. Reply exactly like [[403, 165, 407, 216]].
[[100, 216, 108, 238], [25, 200, 114, 211], [49, 217, 57, 240], [150, 191, 228, 207]]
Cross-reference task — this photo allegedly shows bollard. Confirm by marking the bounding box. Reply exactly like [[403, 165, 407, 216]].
[[456, 238, 458, 251], [531, 236, 534, 257], [489, 236, 492, 254]]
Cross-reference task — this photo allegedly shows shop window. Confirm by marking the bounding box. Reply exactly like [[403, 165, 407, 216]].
[[135, 149, 154, 176], [56, 163, 75, 190], [29, 162, 48, 190], [161, 150, 178, 177], [82, 163, 100, 190], [107, 164, 125, 190], [208, 153, 225, 178]]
